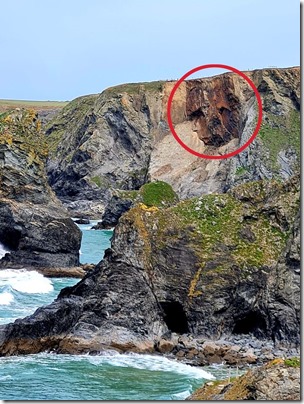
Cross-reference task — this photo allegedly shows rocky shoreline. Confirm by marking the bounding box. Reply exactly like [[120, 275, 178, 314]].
[[156, 334, 300, 368]]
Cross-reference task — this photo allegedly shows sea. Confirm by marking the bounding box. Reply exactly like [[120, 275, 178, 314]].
[[0, 220, 231, 400]]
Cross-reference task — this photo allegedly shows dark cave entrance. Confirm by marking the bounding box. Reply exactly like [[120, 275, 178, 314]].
[[0, 228, 22, 250], [232, 311, 267, 337], [160, 301, 189, 334]]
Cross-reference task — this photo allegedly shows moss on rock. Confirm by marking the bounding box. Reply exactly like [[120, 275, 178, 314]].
[[259, 109, 300, 169], [284, 357, 300, 368], [139, 181, 179, 208]]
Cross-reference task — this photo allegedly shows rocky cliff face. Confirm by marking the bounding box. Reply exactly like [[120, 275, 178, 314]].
[[45, 67, 299, 214], [0, 173, 299, 356], [0, 109, 81, 268]]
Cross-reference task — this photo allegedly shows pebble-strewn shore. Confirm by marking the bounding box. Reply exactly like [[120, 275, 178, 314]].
[[155, 333, 300, 367]]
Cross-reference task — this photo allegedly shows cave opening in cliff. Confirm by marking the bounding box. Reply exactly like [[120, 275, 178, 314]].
[[232, 311, 267, 337], [0, 229, 21, 250], [160, 301, 189, 334]]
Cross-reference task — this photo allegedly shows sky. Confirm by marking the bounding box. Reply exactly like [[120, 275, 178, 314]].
[[0, 0, 300, 101]]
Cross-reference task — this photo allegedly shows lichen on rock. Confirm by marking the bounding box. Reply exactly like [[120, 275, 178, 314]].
[[187, 357, 300, 400]]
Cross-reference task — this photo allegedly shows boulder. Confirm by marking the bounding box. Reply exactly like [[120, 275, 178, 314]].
[[187, 358, 300, 400]]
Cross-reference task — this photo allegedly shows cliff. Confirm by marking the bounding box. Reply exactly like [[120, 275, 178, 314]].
[[45, 67, 299, 216], [0, 109, 81, 268], [0, 68, 300, 363], [0, 173, 299, 356]]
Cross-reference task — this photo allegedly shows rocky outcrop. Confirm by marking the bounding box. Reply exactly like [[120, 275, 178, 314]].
[[45, 67, 299, 212], [0, 174, 299, 356], [96, 194, 133, 229], [187, 358, 300, 400], [0, 109, 81, 269], [96, 181, 179, 228]]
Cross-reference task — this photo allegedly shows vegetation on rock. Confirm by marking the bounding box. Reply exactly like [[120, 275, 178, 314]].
[[136, 177, 298, 298], [0, 109, 46, 151], [45, 94, 98, 155], [104, 81, 165, 95], [259, 109, 300, 169], [188, 357, 300, 400], [284, 357, 300, 368], [139, 181, 179, 207]]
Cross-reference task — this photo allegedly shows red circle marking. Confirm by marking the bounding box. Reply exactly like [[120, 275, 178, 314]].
[[166, 64, 263, 159]]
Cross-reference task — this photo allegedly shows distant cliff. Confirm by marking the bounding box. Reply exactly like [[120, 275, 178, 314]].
[[45, 67, 299, 215]]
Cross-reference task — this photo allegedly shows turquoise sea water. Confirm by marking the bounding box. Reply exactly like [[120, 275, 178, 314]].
[[0, 353, 224, 400], [0, 225, 230, 400], [77, 220, 113, 264]]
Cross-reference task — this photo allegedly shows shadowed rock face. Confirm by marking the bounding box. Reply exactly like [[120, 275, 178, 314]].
[[0, 110, 81, 268], [0, 174, 299, 356]]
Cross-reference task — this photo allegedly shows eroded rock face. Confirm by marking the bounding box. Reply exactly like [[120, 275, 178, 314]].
[[46, 67, 300, 209], [0, 110, 81, 268], [0, 175, 299, 356], [185, 75, 246, 146]]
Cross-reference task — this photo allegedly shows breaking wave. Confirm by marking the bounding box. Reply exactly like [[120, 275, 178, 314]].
[[0, 269, 53, 294]]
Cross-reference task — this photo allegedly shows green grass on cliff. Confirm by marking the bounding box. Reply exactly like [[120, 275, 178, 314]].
[[139, 181, 178, 207], [284, 357, 300, 368], [117, 181, 178, 208], [170, 190, 287, 270], [259, 109, 300, 169], [104, 81, 165, 95]]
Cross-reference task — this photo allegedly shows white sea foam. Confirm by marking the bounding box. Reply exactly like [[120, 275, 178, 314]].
[[7, 351, 215, 380], [0, 375, 12, 381], [0, 269, 53, 294], [0, 243, 10, 260], [0, 292, 14, 305], [171, 389, 192, 400], [87, 352, 215, 380]]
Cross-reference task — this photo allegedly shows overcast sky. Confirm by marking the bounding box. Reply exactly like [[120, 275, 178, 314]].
[[0, 0, 299, 100]]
